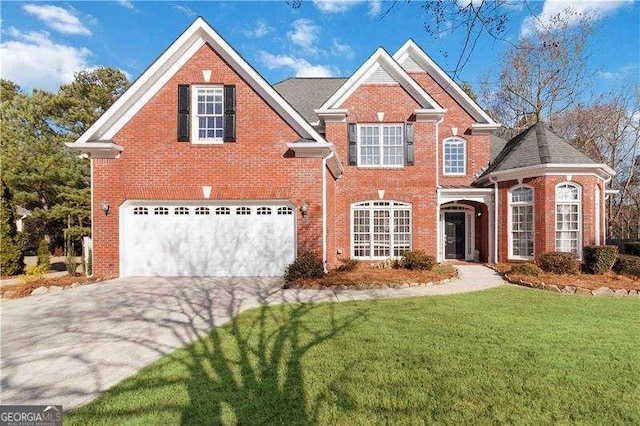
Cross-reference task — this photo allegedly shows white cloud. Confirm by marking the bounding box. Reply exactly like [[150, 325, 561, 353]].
[[23, 4, 91, 36], [243, 19, 272, 38], [521, 0, 633, 37], [331, 39, 354, 59], [170, 3, 196, 17], [313, 0, 382, 16], [1, 28, 93, 91], [287, 19, 320, 55], [259, 51, 333, 77], [597, 64, 637, 80], [116, 0, 135, 9]]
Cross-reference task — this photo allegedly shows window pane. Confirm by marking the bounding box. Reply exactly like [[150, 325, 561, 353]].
[[444, 139, 465, 174], [195, 87, 223, 141]]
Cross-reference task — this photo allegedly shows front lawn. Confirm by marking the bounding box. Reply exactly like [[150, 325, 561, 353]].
[[67, 287, 640, 425]]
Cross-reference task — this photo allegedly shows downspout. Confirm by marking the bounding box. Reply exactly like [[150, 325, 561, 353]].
[[493, 178, 499, 264], [602, 175, 612, 244], [322, 150, 335, 273], [435, 117, 444, 261]]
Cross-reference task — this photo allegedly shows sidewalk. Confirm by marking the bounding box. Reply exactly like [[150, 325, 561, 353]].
[[264, 264, 504, 304]]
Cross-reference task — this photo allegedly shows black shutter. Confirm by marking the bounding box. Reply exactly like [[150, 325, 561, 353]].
[[223, 85, 236, 142], [405, 123, 415, 166], [177, 84, 190, 142], [348, 123, 357, 166]]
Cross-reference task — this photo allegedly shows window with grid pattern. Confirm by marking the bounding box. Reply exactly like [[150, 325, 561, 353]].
[[195, 207, 210, 215], [215, 207, 230, 215], [154, 207, 169, 215], [509, 187, 534, 258], [193, 86, 223, 143], [133, 207, 148, 215], [236, 207, 251, 215], [358, 124, 404, 167], [277, 207, 293, 215], [257, 207, 272, 215], [443, 137, 466, 175], [352, 201, 411, 258], [175, 207, 189, 215], [555, 183, 581, 256]]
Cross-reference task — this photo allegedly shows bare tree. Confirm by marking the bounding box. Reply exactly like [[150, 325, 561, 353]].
[[554, 87, 640, 239], [481, 8, 594, 129]]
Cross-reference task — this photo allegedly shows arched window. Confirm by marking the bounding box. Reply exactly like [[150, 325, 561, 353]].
[[555, 183, 581, 256], [443, 137, 466, 175], [351, 200, 411, 258], [509, 186, 534, 259]]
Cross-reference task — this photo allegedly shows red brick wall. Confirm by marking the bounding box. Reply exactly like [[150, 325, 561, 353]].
[[92, 44, 325, 275], [497, 175, 603, 262]]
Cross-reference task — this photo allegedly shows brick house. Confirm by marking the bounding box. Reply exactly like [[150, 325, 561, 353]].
[[68, 18, 615, 277]]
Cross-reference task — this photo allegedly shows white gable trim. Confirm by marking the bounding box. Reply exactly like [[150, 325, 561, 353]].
[[73, 17, 326, 145], [393, 40, 498, 126], [319, 47, 445, 112]]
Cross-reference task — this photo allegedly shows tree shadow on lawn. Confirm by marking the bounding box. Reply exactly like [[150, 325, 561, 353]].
[[64, 278, 367, 424]]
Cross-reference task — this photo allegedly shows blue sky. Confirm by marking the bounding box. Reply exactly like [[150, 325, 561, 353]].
[[1, 0, 638, 99]]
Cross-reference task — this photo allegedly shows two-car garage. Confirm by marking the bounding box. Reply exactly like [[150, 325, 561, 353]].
[[119, 201, 296, 277]]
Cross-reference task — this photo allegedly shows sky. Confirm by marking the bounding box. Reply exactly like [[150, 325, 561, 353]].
[[1, 0, 638, 99]]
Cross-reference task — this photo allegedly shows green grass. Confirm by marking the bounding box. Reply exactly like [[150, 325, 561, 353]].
[[67, 287, 640, 425]]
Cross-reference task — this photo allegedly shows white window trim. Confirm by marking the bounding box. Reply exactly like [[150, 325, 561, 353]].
[[555, 182, 582, 258], [356, 124, 404, 168], [442, 137, 467, 176], [350, 200, 412, 259], [439, 204, 475, 261], [595, 185, 601, 245], [507, 185, 535, 260], [191, 84, 224, 145]]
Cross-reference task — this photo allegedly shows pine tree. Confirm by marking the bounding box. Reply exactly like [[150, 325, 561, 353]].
[[1, 179, 25, 275]]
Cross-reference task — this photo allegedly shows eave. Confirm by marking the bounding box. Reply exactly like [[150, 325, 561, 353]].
[[287, 142, 344, 178], [475, 163, 616, 185], [66, 141, 124, 159]]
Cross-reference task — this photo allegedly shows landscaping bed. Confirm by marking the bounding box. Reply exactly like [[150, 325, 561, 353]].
[[0, 275, 108, 299], [493, 263, 640, 292], [288, 263, 458, 289]]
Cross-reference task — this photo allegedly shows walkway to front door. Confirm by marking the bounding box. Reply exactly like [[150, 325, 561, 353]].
[[444, 211, 465, 260]]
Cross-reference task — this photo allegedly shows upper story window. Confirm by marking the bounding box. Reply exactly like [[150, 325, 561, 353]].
[[192, 86, 223, 144], [509, 186, 534, 259], [443, 137, 466, 175], [358, 124, 404, 167], [555, 183, 581, 256]]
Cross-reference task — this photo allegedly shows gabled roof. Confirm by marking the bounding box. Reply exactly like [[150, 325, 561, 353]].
[[72, 17, 327, 145], [393, 40, 497, 125], [477, 122, 614, 182], [274, 78, 347, 123], [317, 47, 445, 112]]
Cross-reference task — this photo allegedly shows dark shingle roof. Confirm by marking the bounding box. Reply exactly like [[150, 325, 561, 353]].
[[490, 133, 508, 162], [274, 77, 348, 123], [482, 122, 596, 176]]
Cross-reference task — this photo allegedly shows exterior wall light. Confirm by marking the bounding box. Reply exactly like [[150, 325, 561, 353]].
[[101, 201, 110, 216], [300, 202, 309, 216]]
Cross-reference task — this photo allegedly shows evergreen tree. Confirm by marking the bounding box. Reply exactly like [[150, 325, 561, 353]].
[[1, 179, 25, 275]]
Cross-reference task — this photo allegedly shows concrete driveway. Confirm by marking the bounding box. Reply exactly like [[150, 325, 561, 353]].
[[0, 265, 502, 412], [0, 276, 290, 411]]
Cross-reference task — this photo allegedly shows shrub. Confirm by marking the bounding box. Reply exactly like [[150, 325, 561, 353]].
[[25, 263, 49, 277], [583, 245, 618, 274], [283, 251, 324, 283], [66, 238, 77, 276], [86, 249, 93, 276], [37, 240, 50, 268], [622, 242, 640, 257], [371, 258, 401, 269], [510, 263, 542, 276], [335, 258, 360, 272], [538, 251, 579, 274], [613, 254, 640, 277], [402, 250, 437, 271]]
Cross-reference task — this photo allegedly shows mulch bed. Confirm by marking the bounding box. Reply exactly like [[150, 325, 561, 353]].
[[492, 263, 640, 291], [0, 275, 109, 299], [288, 264, 458, 289]]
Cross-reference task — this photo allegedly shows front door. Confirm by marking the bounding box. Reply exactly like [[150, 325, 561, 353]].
[[444, 212, 466, 260]]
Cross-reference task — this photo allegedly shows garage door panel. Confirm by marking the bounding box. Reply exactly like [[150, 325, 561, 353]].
[[120, 202, 295, 277]]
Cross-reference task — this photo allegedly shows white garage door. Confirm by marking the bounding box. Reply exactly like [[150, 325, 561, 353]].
[[120, 201, 296, 277]]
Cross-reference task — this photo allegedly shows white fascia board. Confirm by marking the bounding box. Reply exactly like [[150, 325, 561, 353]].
[[414, 108, 446, 122], [66, 141, 124, 159], [315, 109, 348, 122], [318, 47, 444, 112], [394, 40, 497, 125], [479, 163, 615, 183], [75, 17, 326, 146], [287, 142, 343, 178], [439, 187, 494, 194], [470, 123, 501, 135], [605, 189, 620, 195]]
